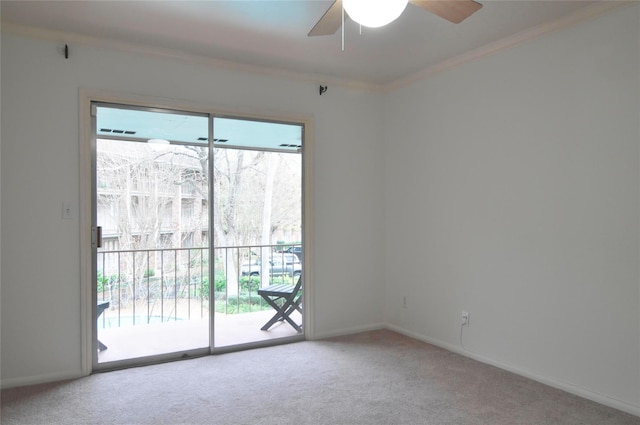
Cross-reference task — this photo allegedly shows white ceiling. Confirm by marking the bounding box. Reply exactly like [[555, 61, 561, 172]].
[[1, 0, 612, 88]]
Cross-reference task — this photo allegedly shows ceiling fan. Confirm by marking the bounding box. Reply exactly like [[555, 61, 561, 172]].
[[309, 0, 483, 36]]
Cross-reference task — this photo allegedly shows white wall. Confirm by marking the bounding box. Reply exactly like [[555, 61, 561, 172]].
[[0, 34, 386, 386], [384, 4, 640, 413]]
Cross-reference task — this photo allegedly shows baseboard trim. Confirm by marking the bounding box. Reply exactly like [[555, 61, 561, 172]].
[[1, 370, 83, 390], [385, 323, 640, 418], [312, 322, 386, 340]]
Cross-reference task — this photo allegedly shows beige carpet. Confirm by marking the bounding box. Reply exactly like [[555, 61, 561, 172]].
[[2, 330, 638, 425]]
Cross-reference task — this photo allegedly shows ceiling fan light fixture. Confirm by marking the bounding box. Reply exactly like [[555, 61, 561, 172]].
[[343, 0, 408, 28]]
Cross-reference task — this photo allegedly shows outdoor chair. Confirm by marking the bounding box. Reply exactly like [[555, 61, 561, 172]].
[[97, 300, 110, 351], [257, 276, 302, 332]]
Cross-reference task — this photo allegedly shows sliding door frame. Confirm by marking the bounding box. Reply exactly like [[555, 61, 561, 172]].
[[79, 89, 314, 375]]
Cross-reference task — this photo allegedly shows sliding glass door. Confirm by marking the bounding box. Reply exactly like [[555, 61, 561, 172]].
[[91, 102, 304, 369], [92, 105, 211, 367], [211, 117, 303, 348]]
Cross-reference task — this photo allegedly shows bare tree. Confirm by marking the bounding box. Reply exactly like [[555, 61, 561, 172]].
[[260, 154, 280, 283], [97, 139, 301, 301], [97, 141, 208, 284]]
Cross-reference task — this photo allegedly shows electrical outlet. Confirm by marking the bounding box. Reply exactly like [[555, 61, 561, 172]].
[[461, 311, 469, 326], [402, 296, 407, 309]]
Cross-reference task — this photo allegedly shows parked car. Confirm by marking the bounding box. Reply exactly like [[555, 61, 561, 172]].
[[283, 245, 302, 260], [241, 253, 302, 277]]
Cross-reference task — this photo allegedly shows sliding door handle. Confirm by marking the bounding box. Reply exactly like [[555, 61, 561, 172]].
[[92, 226, 103, 248]]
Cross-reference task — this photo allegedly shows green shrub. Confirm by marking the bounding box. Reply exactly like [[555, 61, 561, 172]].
[[196, 271, 230, 300], [240, 276, 260, 292], [214, 292, 270, 314], [96, 271, 118, 293]]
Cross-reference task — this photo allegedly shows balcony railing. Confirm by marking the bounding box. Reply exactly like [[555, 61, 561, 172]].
[[96, 244, 302, 328]]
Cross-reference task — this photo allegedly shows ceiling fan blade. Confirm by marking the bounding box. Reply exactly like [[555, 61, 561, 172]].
[[410, 0, 483, 24], [308, 0, 347, 37]]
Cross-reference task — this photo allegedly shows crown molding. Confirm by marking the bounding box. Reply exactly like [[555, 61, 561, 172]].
[[1, 21, 385, 93], [384, 1, 629, 92]]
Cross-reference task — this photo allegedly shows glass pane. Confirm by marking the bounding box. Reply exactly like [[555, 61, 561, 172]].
[[96, 137, 210, 363], [211, 118, 303, 347]]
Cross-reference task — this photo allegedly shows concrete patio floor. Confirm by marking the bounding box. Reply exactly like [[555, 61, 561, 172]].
[[97, 309, 302, 364]]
